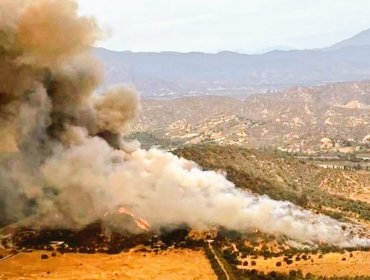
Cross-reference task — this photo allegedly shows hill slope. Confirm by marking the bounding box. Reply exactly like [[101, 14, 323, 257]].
[[130, 81, 370, 154], [174, 145, 370, 224], [328, 28, 370, 50]]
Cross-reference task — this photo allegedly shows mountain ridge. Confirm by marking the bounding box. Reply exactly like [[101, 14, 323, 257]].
[[95, 45, 370, 99], [94, 28, 370, 99], [328, 28, 370, 50]]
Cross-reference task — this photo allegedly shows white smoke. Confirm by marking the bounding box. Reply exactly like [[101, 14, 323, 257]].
[[40, 132, 370, 248]]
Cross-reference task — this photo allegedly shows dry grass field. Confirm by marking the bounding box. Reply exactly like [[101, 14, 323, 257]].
[[0, 249, 216, 280], [238, 251, 370, 277]]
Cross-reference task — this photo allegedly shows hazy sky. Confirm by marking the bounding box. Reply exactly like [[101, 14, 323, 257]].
[[77, 0, 370, 53]]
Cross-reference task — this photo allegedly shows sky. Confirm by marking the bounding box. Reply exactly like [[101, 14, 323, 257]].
[[77, 0, 370, 53]]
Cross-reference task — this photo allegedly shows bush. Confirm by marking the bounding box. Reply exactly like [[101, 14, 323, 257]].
[[286, 259, 293, 265]]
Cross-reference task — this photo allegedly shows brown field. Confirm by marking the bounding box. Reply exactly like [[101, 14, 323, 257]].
[[0, 249, 216, 280], [238, 251, 370, 277]]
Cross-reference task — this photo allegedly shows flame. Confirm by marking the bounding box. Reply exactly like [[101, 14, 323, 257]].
[[118, 207, 151, 232], [118, 207, 135, 217], [136, 218, 151, 232]]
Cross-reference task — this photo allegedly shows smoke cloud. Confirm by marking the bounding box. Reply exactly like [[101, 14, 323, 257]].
[[0, 0, 369, 248]]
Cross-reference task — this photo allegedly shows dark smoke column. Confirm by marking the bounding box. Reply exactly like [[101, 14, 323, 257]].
[[0, 0, 139, 226]]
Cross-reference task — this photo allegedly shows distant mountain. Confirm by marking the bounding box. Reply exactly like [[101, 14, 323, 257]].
[[257, 45, 295, 53], [94, 29, 370, 99], [328, 28, 370, 50]]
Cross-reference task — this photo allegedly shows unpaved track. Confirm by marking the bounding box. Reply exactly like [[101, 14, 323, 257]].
[[208, 241, 230, 280]]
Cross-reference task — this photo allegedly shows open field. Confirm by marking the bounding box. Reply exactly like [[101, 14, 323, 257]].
[[0, 249, 216, 280], [238, 251, 370, 277]]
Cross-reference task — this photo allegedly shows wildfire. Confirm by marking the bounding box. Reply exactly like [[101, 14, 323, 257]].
[[118, 207, 151, 232]]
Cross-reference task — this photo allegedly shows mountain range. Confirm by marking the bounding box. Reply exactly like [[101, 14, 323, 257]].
[[95, 28, 370, 99]]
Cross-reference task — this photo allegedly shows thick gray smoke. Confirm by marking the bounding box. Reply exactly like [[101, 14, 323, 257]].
[[0, 0, 369, 248], [0, 0, 138, 225]]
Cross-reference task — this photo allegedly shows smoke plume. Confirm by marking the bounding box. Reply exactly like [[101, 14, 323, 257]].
[[0, 0, 369, 248]]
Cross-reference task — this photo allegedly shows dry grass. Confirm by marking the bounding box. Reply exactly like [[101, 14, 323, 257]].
[[238, 251, 370, 277], [0, 249, 216, 280]]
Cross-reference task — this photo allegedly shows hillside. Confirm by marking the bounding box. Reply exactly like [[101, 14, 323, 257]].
[[328, 28, 370, 50], [174, 145, 370, 224], [130, 81, 370, 154]]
